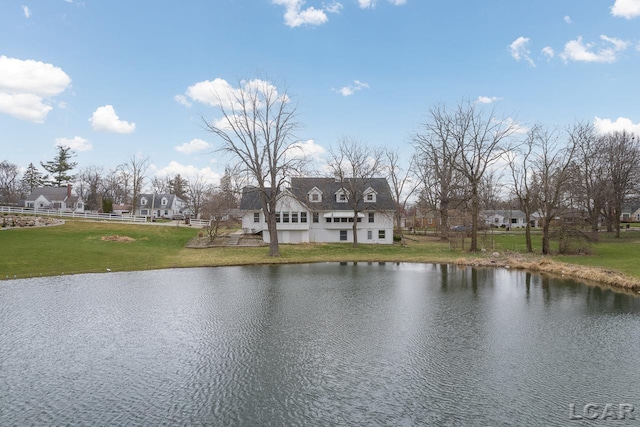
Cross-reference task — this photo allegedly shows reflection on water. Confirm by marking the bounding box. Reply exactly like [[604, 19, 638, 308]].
[[1, 264, 639, 426]]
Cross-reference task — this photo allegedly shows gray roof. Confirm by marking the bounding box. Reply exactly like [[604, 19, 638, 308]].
[[240, 177, 395, 211], [482, 209, 527, 219], [137, 194, 185, 210], [26, 186, 79, 202]]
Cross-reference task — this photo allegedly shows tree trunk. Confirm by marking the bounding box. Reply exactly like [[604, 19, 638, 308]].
[[470, 183, 479, 252], [524, 211, 532, 253], [352, 210, 359, 248], [266, 198, 280, 257], [614, 203, 622, 238], [542, 221, 551, 255], [439, 200, 449, 240]]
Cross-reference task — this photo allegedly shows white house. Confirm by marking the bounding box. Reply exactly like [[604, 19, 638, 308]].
[[482, 209, 537, 229], [240, 177, 395, 244], [25, 185, 84, 212], [135, 194, 186, 218]]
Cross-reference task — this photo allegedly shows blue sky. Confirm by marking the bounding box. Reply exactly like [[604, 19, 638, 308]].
[[1, 0, 640, 184]]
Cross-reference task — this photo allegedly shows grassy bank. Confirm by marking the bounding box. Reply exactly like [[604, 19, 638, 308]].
[[2, 220, 640, 293]]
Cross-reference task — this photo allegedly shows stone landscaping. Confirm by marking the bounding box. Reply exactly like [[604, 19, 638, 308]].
[[0, 215, 64, 229]]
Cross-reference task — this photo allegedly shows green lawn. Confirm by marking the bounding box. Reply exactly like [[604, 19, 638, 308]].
[[2, 221, 640, 282], [1, 221, 196, 278]]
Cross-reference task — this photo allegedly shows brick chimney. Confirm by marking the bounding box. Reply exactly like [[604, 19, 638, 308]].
[[67, 184, 72, 199]]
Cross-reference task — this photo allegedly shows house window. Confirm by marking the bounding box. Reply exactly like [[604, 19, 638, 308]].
[[161, 198, 168, 206], [338, 193, 347, 202], [367, 230, 372, 240], [368, 212, 374, 223], [275, 212, 281, 223], [301, 212, 307, 223], [254, 212, 260, 223], [310, 193, 320, 202], [428, 218, 433, 225], [292, 212, 298, 223], [511, 218, 517, 224], [141, 198, 147, 206], [141, 209, 148, 215], [326, 217, 332, 223], [341, 217, 348, 223], [378, 230, 386, 239], [283, 212, 290, 223], [313, 212, 319, 223], [340, 230, 347, 241]]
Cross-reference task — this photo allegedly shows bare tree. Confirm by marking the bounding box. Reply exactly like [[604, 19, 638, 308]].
[[76, 166, 104, 211], [385, 148, 419, 236], [0, 161, 21, 204], [326, 138, 386, 248], [421, 101, 517, 251], [102, 167, 128, 206], [508, 126, 539, 252], [601, 131, 640, 238], [203, 79, 306, 257], [413, 105, 464, 240], [569, 122, 605, 241], [187, 173, 213, 219], [532, 126, 576, 255], [151, 176, 171, 194], [121, 155, 150, 215]]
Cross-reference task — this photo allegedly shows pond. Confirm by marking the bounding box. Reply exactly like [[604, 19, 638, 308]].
[[1, 263, 639, 425]]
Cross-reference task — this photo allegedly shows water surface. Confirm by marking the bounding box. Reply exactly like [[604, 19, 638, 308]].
[[1, 263, 639, 425]]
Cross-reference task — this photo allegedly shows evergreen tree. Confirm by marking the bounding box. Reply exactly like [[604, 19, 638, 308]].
[[21, 162, 47, 192], [41, 146, 77, 186], [169, 174, 189, 200]]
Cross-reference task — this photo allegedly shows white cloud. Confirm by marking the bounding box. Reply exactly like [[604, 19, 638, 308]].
[[272, 0, 338, 27], [611, 0, 640, 18], [503, 117, 528, 135], [560, 35, 629, 63], [541, 46, 555, 58], [152, 161, 221, 185], [184, 78, 288, 110], [358, 0, 406, 8], [286, 139, 326, 159], [175, 138, 210, 154], [174, 94, 192, 107], [564, 15, 572, 24], [476, 96, 501, 104], [335, 80, 369, 96], [22, 5, 31, 18], [89, 105, 136, 133], [509, 36, 536, 67], [0, 93, 52, 122], [55, 136, 92, 152], [594, 116, 640, 134], [0, 56, 71, 122]]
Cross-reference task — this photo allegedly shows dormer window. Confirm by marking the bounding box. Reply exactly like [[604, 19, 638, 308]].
[[335, 189, 348, 203], [141, 197, 147, 206], [308, 187, 322, 203], [364, 187, 377, 203], [161, 197, 168, 206]]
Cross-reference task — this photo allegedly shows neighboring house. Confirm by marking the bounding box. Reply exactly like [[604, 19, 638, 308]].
[[135, 194, 186, 218], [631, 207, 640, 222], [482, 209, 535, 229], [111, 204, 131, 215], [240, 177, 395, 244], [25, 185, 84, 212]]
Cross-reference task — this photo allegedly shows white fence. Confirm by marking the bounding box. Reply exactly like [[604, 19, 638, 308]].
[[188, 219, 211, 228], [0, 206, 147, 223]]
